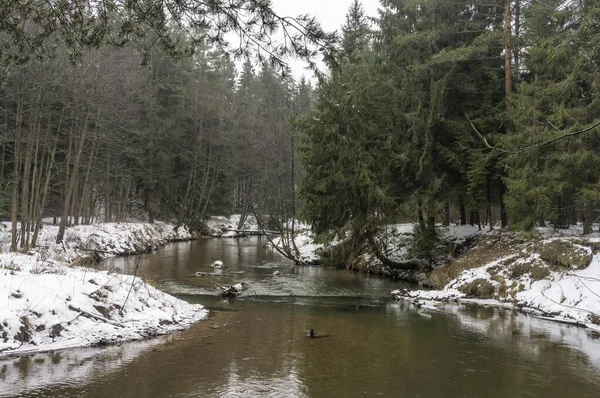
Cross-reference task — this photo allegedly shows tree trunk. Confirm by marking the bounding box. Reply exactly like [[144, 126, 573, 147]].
[[417, 200, 425, 230], [56, 110, 91, 243], [105, 154, 111, 222], [442, 201, 450, 227], [459, 200, 467, 225], [504, 0, 512, 115], [487, 180, 493, 231], [32, 110, 63, 247], [500, 183, 508, 228], [10, 100, 23, 251], [20, 121, 35, 248], [513, 0, 520, 81]]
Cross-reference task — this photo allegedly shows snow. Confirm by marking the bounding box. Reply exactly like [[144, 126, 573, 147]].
[[516, 256, 600, 325], [205, 215, 259, 237], [289, 231, 322, 264], [0, 252, 207, 357], [394, 240, 600, 332], [0, 221, 205, 358], [0, 221, 192, 262]]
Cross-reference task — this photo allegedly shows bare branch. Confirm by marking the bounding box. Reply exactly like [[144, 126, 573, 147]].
[[466, 112, 600, 155]]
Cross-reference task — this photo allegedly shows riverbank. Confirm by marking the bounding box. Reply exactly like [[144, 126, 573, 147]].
[[0, 221, 194, 262], [286, 223, 600, 330], [204, 215, 260, 237], [0, 222, 206, 358], [392, 230, 600, 331]]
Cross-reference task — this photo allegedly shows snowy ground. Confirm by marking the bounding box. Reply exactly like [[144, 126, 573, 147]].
[[0, 221, 206, 358], [0, 252, 207, 357], [277, 223, 486, 268], [393, 234, 600, 332], [205, 215, 259, 237], [0, 221, 192, 262]]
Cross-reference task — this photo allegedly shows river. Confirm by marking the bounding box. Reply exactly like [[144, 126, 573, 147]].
[[2, 237, 600, 397]]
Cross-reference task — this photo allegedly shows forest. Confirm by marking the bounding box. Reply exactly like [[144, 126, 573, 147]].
[[1, 0, 599, 265]]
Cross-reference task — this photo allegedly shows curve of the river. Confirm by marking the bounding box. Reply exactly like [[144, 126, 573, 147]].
[[2, 237, 600, 397]]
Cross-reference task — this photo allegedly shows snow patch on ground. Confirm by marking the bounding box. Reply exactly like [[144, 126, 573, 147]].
[[270, 230, 323, 264], [394, 239, 600, 331], [0, 252, 207, 358], [204, 215, 259, 237], [0, 221, 204, 357], [0, 221, 192, 262]]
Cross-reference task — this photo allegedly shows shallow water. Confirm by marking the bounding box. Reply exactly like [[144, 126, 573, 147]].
[[2, 237, 600, 397]]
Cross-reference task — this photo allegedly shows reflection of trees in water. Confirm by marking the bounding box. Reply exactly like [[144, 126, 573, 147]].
[[444, 304, 600, 368], [1, 337, 167, 397], [5, 302, 600, 397], [386, 301, 600, 394]]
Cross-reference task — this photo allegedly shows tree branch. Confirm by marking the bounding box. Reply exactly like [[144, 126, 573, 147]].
[[466, 113, 600, 155]]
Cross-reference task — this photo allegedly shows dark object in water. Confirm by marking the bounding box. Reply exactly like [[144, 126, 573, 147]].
[[308, 328, 330, 339]]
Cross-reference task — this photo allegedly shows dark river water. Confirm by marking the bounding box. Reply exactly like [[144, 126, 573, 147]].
[[2, 237, 600, 397]]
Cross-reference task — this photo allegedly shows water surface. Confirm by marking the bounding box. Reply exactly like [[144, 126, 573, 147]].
[[2, 237, 600, 397]]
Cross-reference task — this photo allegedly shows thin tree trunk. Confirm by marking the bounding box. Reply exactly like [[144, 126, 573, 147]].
[[417, 200, 425, 230], [487, 180, 493, 231], [20, 120, 36, 248], [513, 0, 520, 81], [32, 109, 63, 247], [77, 143, 95, 225], [442, 201, 450, 227], [504, 0, 513, 131], [56, 110, 91, 243], [27, 117, 43, 241], [105, 154, 111, 222], [500, 184, 508, 228], [11, 100, 23, 251]]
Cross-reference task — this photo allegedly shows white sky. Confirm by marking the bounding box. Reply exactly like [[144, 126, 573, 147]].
[[269, 0, 381, 80]]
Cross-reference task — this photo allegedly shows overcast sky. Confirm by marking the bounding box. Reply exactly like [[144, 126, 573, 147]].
[[269, 0, 381, 80]]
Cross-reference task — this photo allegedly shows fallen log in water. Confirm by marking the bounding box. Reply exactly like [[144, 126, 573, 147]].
[[192, 271, 245, 277], [215, 281, 246, 297]]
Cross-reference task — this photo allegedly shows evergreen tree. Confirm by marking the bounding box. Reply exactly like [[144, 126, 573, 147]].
[[341, 0, 372, 58], [506, 0, 600, 233]]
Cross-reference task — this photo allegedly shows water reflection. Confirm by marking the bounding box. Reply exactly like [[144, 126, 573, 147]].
[[0, 337, 167, 397], [102, 238, 404, 298], [2, 238, 600, 397]]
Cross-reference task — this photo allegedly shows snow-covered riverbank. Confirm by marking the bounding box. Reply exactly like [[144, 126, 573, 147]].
[[0, 221, 193, 262], [0, 222, 206, 358], [393, 232, 600, 332], [276, 221, 600, 331]]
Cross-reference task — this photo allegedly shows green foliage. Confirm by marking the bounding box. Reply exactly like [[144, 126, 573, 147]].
[[505, 0, 600, 232], [301, 0, 508, 258], [407, 222, 444, 265], [0, 0, 336, 74]]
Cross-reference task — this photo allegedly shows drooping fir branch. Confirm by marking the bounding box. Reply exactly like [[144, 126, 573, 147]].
[[0, 0, 338, 72], [466, 113, 600, 155]]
